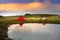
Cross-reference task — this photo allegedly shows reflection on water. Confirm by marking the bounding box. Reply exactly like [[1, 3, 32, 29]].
[[8, 23, 60, 40]]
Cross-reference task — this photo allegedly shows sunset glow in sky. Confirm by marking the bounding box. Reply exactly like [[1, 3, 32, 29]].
[[0, 0, 60, 11], [0, 0, 60, 16], [0, 2, 42, 11]]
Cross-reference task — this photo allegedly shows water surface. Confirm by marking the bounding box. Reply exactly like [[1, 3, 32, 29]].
[[8, 23, 60, 40]]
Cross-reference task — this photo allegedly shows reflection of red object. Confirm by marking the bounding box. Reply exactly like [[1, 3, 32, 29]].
[[20, 24, 23, 27], [17, 16, 25, 27]]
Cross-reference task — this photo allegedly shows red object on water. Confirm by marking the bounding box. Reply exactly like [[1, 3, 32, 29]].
[[17, 16, 25, 27]]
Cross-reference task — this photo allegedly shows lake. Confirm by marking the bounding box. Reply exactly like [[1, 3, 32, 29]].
[[8, 23, 60, 40]]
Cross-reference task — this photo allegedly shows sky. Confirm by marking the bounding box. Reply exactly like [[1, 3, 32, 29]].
[[0, 0, 60, 16]]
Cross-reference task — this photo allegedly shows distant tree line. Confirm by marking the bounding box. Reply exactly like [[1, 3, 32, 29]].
[[25, 14, 59, 17]]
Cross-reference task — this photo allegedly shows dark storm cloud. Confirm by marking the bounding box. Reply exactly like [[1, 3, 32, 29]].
[[37, 0, 44, 2], [0, 0, 35, 3], [7, 0, 35, 3], [0, 0, 44, 3], [50, 0, 60, 4], [0, 0, 60, 4]]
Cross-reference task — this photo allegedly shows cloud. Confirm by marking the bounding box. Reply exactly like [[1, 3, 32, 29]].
[[0, 1, 60, 11], [50, 0, 60, 3], [0, 0, 60, 4], [0, 0, 35, 3], [0, 2, 43, 11], [0, 0, 60, 15]]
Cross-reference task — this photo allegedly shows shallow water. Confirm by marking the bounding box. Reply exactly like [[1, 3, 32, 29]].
[[8, 23, 60, 40]]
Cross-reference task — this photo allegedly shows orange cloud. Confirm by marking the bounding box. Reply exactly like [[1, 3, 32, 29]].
[[0, 2, 43, 11]]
